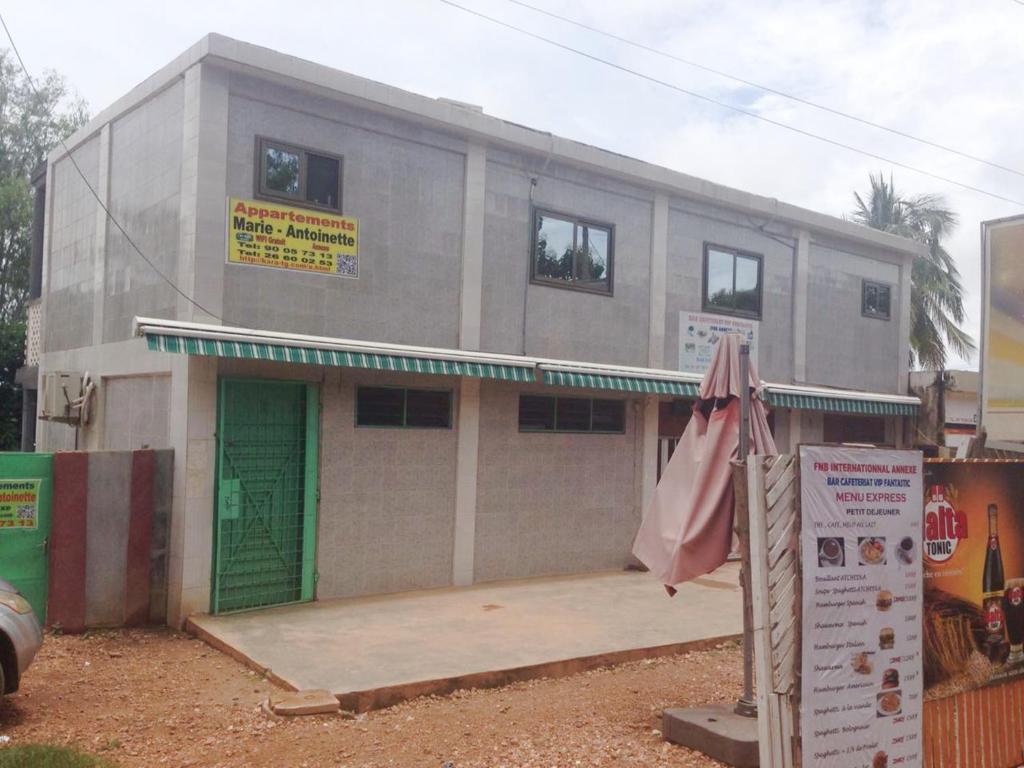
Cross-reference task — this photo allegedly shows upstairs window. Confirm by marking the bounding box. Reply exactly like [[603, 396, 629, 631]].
[[518, 395, 625, 433], [531, 209, 613, 295], [257, 137, 342, 211], [356, 387, 452, 429], [862, 280, 892, 320], [703, 244, 763, 318]]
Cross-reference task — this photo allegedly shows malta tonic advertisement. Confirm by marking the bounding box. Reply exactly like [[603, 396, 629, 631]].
[[227, 197, 359, 277], [800, 445, 924, 768], [922, 461, 1024, 698], [0, 478, 40, 528]]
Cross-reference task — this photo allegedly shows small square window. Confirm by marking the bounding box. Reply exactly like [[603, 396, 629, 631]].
[[532, 210, 613, 295], [257, 137, 343, 212], [862, 280, 892, 320], [702, 245, 763, 318]]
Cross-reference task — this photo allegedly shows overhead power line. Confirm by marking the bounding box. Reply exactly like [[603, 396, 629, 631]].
[[501, 0, 1024, 180], [439, 0, 1024, 208], [0, 12, 222, 323]]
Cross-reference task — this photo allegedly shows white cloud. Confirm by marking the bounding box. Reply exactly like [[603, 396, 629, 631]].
[[9, 0, 1023, 368]]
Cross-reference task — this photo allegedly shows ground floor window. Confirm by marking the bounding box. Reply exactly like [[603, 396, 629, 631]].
[[518, 395, 625, 433], [356, 387, 452, 428], [823, 413, 887, 444]]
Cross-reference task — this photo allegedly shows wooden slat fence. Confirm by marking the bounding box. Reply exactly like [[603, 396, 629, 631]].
[[747, 453, 799, 768], [745, 453, 1024, 768]]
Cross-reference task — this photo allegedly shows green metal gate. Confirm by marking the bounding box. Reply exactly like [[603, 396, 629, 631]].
[[213, 379, 318, 613], [0, 453, 53, 622]]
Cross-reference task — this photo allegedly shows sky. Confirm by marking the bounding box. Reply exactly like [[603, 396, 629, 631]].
[[5, 0, 1023, 369]]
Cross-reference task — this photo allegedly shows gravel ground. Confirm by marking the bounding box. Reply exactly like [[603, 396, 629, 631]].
[[0, 629, 739, 767]]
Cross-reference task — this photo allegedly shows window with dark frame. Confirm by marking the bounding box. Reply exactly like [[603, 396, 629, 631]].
[[257, 137, 342, 211], [356, 387, 452, 428], [702, 244, 763, 318], [862, 280, 892, 320], [532, 209, 613, 295], [517, 395, 625, 433]]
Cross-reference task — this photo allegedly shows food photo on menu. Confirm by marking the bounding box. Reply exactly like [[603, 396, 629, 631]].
[[859, 536, 886, 566], [818, 536, 845, 567]]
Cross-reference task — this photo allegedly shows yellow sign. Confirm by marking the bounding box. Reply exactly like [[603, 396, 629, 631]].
[[0, 479, 40, 529], [227, 197, 358, 277]]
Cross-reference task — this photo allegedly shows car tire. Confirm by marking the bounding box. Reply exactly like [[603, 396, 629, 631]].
[[0, 655, 5, 696]]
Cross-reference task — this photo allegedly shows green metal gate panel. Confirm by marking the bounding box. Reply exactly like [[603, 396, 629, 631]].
[[0, 453, 53, 622], [213, 379, 318, 613]]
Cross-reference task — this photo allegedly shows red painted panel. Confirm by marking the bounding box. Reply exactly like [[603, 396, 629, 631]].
[[124, 450, 154, 626], [48, 451, 88, 633]]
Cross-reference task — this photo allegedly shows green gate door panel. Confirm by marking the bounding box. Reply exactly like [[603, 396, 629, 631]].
[[0, 453, 54, 622], [213, 379, 318, 614]]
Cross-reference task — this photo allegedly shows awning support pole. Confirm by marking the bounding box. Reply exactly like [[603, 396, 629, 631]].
[[735, 341, 757, 718]]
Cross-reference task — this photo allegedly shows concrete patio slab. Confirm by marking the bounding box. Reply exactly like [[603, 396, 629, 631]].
[[188, 564, 742, 711]]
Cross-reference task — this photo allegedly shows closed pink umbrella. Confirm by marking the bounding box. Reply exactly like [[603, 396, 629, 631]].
[[632, 333, 776, 590]]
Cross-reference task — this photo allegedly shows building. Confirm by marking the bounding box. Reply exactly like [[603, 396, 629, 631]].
[[908, 369, 978, 453], [27, 35, 921, 626]]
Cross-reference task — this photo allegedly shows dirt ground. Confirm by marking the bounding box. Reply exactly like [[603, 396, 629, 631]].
[[0, 629, 740, 767]]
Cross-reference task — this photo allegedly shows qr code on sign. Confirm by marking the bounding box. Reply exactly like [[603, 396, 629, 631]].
[[335, 253, 358, 278], [16, 505, 33, 519]]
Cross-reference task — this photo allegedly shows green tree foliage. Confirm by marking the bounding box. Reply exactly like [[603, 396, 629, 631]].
[[851, 173, 974, 370], [0, 50, 88, 449], [534, 227, 606, 283]]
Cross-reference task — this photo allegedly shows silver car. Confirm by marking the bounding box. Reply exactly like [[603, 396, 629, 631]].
[[0, 578, 43, 695]]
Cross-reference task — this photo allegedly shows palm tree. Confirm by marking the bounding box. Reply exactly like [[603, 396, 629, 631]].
[[851, 173, 975, 370]]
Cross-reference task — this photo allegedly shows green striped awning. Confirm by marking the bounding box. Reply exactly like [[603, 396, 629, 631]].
[[541, 369, 700, 396], [146, 333, 536, 382], [765, 389, 918, 416]]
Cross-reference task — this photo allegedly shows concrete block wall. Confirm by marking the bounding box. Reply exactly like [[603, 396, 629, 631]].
[[663, 202, 798, 383], [221, 74, 465, 347], [103, 80, 185, 343], [805, 239, 903, 393], [102, 375, 172, 450], [47, 449, 173, 631], [474, 381, 640, 582], [481, 151, 654, 366], [44, 138, 100, 353], [317, 367, 459, 599]]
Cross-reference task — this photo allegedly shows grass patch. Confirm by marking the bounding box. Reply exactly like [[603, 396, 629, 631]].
[[0, 744, 117, 767]]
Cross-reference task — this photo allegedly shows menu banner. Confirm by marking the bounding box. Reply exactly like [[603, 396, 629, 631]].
[[922, 461, 1024, 699], [800, 446, 923, 768]]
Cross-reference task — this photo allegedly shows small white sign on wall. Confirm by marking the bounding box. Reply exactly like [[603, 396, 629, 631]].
[[678, 311, 759, 375]]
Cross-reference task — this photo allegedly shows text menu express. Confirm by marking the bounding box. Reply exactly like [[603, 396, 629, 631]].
[[800, 446, 924, 768]]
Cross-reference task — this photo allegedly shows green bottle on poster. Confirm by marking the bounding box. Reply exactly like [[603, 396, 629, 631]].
[[983, 503, 1007, 661]]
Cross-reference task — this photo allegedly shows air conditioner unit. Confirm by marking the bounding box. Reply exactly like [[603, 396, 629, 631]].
[[40, 371, 84, 423]]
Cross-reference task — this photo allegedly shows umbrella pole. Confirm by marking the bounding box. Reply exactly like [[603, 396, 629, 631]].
[[735, 341, 757, 717]]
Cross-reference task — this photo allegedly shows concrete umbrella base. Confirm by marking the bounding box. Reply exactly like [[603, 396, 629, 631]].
[[662, 704, 759, 767]]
